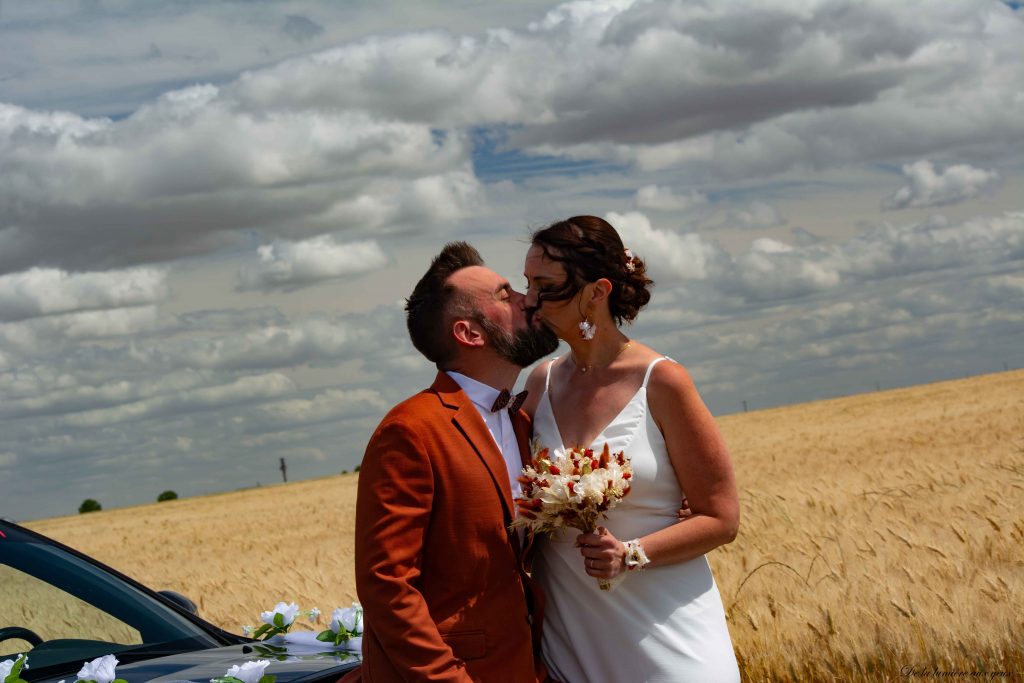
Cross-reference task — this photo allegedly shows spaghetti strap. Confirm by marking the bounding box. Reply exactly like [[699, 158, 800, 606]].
[[544, 357, 560, 393], [641, 356, 672, 389]]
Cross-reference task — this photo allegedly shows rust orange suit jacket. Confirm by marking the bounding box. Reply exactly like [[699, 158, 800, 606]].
[[346, 372, 546, 683]]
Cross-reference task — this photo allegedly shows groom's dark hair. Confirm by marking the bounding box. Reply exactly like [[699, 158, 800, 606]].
[[406, 241, 484, 368]]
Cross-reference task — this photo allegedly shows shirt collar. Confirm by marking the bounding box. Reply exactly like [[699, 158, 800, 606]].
[[446, 371, 503, 412]]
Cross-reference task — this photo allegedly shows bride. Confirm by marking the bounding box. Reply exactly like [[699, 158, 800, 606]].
[[521, 216, 741, 683]]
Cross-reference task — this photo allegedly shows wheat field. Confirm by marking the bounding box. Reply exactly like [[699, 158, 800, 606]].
[[23, 369, 1024, 681]]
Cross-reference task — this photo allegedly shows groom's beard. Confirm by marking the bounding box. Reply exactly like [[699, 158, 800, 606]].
[[479, 317, 559, 368]]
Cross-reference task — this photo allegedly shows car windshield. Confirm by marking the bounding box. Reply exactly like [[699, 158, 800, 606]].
[[0, 525, 223, 682]]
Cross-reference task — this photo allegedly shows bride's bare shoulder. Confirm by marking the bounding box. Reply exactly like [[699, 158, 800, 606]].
[[624, 340, 670, 369], [644, 353, 705, 411]]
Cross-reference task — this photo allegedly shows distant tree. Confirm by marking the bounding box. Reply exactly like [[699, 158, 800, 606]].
[[157, 490, 178, 502], [354, 464, 361, 473], [341, 469, 349, 475], [78, 499, 102, 514]]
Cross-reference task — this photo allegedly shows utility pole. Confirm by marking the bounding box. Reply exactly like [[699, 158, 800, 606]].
[[742, 400, 748, 413], [279, 457, 287, 483]]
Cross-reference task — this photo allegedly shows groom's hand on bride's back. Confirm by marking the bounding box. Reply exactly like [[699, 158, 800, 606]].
[[678, 496, 692, 520]]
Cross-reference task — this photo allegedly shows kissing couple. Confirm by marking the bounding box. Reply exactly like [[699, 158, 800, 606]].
[[341, 216, 740, 683]]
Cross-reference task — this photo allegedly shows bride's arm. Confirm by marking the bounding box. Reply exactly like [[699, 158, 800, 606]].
[[579, 360, 738, 576], [644, 360, 739, 560]]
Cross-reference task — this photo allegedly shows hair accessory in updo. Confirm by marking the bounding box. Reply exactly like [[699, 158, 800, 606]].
[[624, 248, 637, 273]]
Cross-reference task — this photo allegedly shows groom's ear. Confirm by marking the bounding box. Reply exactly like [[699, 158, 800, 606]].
[[452, 318, 486, 348]]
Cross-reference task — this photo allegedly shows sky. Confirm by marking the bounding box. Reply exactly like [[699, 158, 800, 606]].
[[1, 0, 1022, 521]]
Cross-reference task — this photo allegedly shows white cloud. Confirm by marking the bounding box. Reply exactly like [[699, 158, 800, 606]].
[[0, 103, 108, 142], [169, 316, 378, 371], [3, 0, 1023, 280], [634, 185, 708, 212], [0, 2, 559, 116], [0, 95, 475, 274], [35, 3, 1024, 189], [239, 236, 389, 291], [252, 388, 390, 430], [0, 303, 411, 428], [882, 160, 1001, 210], [608, 210, 1024, 303], [0, 368, 210, 420], [833, 213, 1024, 282], [769, 300, 914, 345], [981, 274, 1024, 302], [636, 306, 720, 330], [0, 306, 164, 359], [719, 201, 784, 230], [62, 372, 296, 428], [640, 275, 1024, 406], [517, 2, 1024, 174], [731, 237, 840, 300], [0, 267, 167, 321], [231, 31, 520, 125], [308, 171, 484, 233], [608, 211, 724, 281]]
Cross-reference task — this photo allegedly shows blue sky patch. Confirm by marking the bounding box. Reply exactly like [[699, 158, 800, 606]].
[[471, 126, 628, 182]]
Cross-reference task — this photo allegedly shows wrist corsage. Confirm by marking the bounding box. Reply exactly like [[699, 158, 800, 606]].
[[623, 538, 650, 571]]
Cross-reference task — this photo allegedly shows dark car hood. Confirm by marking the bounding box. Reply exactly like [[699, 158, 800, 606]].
[[32, 643, 360, 683]]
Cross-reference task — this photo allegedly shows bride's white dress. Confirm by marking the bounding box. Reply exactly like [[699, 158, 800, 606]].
[[533, 357, 740, 683]]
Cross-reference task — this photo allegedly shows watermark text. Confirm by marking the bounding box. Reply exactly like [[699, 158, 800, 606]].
[[901, 665, 1015, 679]]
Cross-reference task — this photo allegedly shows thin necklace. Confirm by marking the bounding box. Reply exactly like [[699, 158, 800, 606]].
[[573, 340, 631, 374]]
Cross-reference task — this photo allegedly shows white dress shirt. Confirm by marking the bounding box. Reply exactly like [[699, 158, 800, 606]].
[[446, 371, 523, 501]]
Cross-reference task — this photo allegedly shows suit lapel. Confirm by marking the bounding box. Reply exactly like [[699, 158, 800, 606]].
[[431, 372, 515, 525]]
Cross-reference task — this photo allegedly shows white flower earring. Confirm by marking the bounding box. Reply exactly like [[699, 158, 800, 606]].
[[579, 317, 596, 341]]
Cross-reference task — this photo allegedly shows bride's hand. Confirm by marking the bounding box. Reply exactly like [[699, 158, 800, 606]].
[[576, 526, 627, 580]]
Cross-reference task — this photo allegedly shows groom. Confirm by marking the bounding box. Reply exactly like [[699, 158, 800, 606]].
[[345, 242, 559, 682]]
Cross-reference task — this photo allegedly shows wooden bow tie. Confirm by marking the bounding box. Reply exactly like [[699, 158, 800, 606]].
[[491, 389, 528, 414]]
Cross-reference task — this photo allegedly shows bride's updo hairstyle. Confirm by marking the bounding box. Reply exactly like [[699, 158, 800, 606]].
[[531, 215, 653, 325]]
